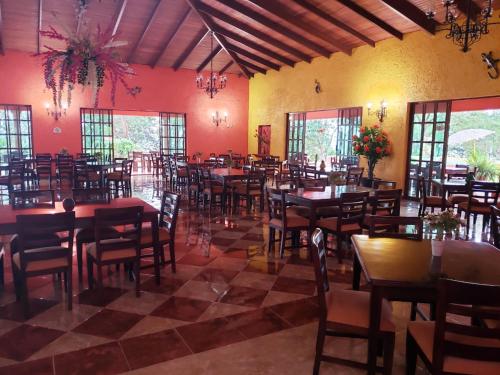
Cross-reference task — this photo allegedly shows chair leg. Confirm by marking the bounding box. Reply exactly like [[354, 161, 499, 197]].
[[169, 241, 176, 273], [0, 254, 4, 286], [76, 241, 83, 282], [405, 331, 418, 375], [279, 230, 286, 258], [135, 259, 141, 297], [313, 322, 326, 375], [410, 302, 417, 321], [20, 276, 30, 319], [268, 228, 275, 254], [87, 257, 94, 289], [336, 235, 343, 263], [67, 269, 73, 311]]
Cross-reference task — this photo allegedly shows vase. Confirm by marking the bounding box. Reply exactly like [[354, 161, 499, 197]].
[[330, 183, 336, 197], [431, 239, 445, 257]]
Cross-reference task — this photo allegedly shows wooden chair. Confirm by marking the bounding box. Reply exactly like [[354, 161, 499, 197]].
[[234, 171, 265, 212], [56, 155, 74, 188], [0, 244, 4, 286], [35, 154, 52, 188], [187, 165, 202, 207], [0, 161, 26, 202], [73, 187, 121, 281], [418, 176, 450, 216], [11, 189, 55, 209], [12, 212, 75, 317], [298, 178, 327, 190], [491, 206, 500, 249], [367, 215, 423, 240], [87, 206, 143, 294], [303, 165, 317, 179], [107, 159, 132, 197], [406, 278, 500, 375], [372, 180, 396, 190], [74, 160, 100, 188], [346, 166, 364, 185], [201, 168, 226, 212], [267, 187, 310, 258], [362, 189, 402, 229], [458, 181, 500, 235], [317, 192, 368, 263], [137, 191, 180, 272], [310, 229, 395, 375]]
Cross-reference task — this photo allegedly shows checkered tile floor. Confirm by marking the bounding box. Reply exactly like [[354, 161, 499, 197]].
[[0, 183, 358, 374]]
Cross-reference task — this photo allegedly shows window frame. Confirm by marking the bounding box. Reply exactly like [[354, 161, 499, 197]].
[[80, 108, 114, 162], [160, 112, 187, 156], [0, 104, 34, 162]]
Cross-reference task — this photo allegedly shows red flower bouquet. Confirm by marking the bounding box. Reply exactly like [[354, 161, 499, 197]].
[[352, 124, 391, 180]]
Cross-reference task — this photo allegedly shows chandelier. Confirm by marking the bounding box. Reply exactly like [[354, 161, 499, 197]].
[[196, 32, 227, 99], [428, 0, 495, 52]]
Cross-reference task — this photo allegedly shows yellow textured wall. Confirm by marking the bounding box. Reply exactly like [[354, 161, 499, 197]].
[[248, 19, 500, 188]]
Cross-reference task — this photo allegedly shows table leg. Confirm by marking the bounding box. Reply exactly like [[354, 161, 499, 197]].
[[308, 206, 317, 255], [353, 253, 361, 291], [368, 286, 383, 375], [151, 218, 161, 285]]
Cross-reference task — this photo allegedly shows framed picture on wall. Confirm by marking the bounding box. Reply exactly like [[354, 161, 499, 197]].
[[257, 125, 271, 155]]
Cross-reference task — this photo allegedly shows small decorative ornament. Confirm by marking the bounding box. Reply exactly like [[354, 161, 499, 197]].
[[423, 209, 463, 257], [62, 197, 76, 212], [314, 79, 321, 93], [481, 51, 499, 79], [319, 160, 326, 172]]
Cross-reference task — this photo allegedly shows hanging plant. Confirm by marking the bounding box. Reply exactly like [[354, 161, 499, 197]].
[[37, 25, 139, 108]]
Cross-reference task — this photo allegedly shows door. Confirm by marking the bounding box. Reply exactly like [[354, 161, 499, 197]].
[[286, 112, 306, 161], [257, 125, 271, 155], [160, 112, 187, 156], [80, 108, 114, 162], [336, 107, 362, 165], [405, 100, 452, 199]]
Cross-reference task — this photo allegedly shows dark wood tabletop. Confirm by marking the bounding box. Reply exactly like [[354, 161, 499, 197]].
[[351, 235, 500, 374], [286, 185, 375, 207]]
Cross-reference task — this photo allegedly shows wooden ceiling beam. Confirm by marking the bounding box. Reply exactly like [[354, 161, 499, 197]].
[[186, 0, 253, 78], [455, 0, 482, 18], [0, 0, 3, 55], [196, 45, 222, 73], [151, 7, 192, 67], [223, 41, 280, 71], [37, 0, 43, 54], [172, 27, 209, 70], [219, 61, 233, 75], [215, 0, 333, 57], [213, 25, 295, 67], [336, 0, 403, 40], [127, 0, 163, 62], [380, 0, 437, 34], [111, 0, 128, 36], [236, 57, 266, 75], [196, 1, 312, 62], [248, 0, 353, 52]]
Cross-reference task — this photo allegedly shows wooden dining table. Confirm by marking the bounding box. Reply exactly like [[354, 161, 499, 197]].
[[0, 197, 162, 283], [351, 235, 500, 375], [286, 185, 375, 234]]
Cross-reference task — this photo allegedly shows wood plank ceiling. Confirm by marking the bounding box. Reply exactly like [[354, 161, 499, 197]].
[[0, 0, 497, 78]]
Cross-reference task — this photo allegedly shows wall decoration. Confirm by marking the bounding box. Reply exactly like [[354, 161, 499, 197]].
[[481, 51, 499, 79], [314, 79, 321, 93], [352, 124, 391, 180], [256, 125, 271, 155]]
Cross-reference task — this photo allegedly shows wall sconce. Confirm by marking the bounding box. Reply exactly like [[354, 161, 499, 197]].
[[44, 102, 67, 121], [367, 100, 388, 122], [211, 111, 230, 127]]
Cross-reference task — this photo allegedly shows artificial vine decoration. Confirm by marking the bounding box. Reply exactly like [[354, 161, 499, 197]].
[[38, 25, 138, 108]]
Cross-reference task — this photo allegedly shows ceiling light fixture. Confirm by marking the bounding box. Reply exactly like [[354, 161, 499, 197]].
[[196, 32, 227, 99]]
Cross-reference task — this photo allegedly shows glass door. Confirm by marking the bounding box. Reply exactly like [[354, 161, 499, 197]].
[[336, 107, 362, 165], [286, 112, 306, 161], [80, 108, 114, 162], [405, 100, 451, 199], [160, 112, 187, 156]]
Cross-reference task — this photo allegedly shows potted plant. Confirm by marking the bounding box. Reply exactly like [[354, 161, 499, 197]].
[[423, 209, 462, 256], [352, 124, 391, 186]]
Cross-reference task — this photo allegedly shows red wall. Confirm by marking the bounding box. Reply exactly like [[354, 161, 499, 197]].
[[451, 96, 500, 112], [0, 51, 249, 158]]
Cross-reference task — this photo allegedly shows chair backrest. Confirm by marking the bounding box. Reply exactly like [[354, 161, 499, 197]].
[[467, 181, 500, 207], [299, 178, 327, 191], [371, 189, 402, 216], [431, 278, 500, 373], [12, 189, 56, 209], [266, 187, 284, 222], [311, 228, 329, 320], [15, 211, 75, 270], [346, 167, 364, 185], [159, 191, 181, 240], [367, 215, 423, 240], [491, 206, 500, 249], [288, 163, 302, 179], [339, 191, 368, 226], [245, 171, 265, 193], [93, 206, 143, 260], [73, 187, 111, 204], [447, 172, 468, 180], [303, 165, 317, 179], [122, 160, 133, 176], [9, 160, 25, 179], [372, 180, 396, 189], [56, 154, 73, 165]]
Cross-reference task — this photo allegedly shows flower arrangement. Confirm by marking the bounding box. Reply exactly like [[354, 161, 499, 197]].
[[424, 209, 462, 239], [328, 171, 345, 185], [352, 124, 391, 180], [38, 25, 138, 109]]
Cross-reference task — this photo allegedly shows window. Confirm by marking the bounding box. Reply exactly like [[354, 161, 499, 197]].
[[0, 104, 33, 162], [160, 112, 186, 155], [286, 112, 306, 160], [336, 107, 362, 164], [80, 108, 114, 161]]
